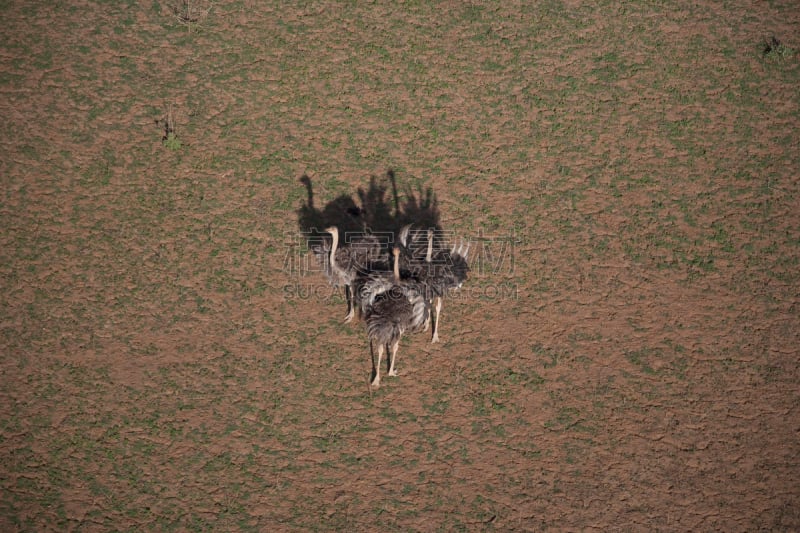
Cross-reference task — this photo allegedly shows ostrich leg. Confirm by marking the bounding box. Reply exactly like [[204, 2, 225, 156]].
[[344, 285, 355, 323], [370, 341, 384, 390], [387, 340, 400, 377], [431, 296, 442, 343]]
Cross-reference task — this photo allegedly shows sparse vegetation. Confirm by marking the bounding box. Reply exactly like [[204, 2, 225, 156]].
[[1, 1, 798, 531], [762, 35, 795, 61], [173, 0, 214, 32], [160, 104, 182, 150]]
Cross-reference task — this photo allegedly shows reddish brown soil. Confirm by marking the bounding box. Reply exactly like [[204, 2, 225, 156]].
[[1, 1, 798, 531]]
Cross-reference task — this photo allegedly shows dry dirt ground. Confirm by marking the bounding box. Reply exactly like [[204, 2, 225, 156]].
[[1, 1, 799, 531]]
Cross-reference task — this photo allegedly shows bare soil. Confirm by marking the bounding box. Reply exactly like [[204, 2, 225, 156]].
[[1, 1, 798, 531]]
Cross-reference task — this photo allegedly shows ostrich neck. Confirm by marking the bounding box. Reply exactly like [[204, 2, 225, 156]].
[[425, 232, 433, 262], [393, 252, 400, 282], [329, 230, 341, 274]]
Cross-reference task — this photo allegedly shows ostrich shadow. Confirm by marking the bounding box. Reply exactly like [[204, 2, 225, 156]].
[[297, 169, 442, 249]]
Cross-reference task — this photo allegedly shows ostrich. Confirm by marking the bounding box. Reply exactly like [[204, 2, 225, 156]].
[[399, 227, 469, 343], [313, 225, 384, 323], [363, 247, 429, 390], [351, 224, 423, 318]]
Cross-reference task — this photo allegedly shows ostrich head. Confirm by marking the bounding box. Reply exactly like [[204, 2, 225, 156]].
[[324, 226, 340, 249]]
